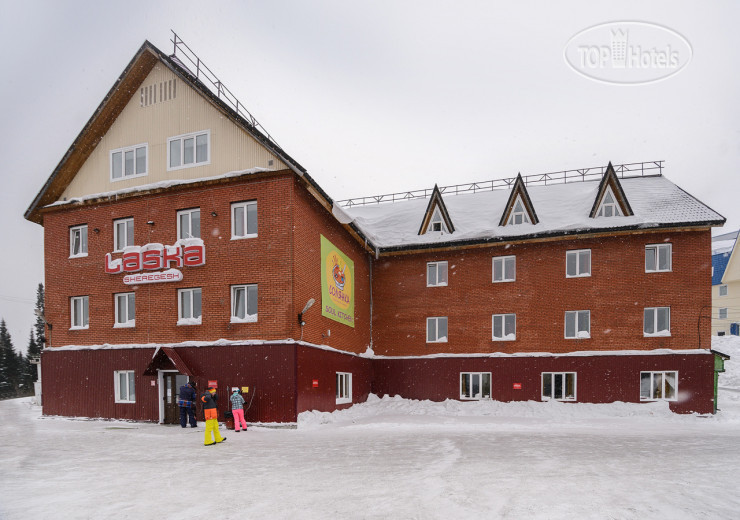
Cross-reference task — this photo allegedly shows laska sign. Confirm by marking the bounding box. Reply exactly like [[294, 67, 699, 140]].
[[105, 240, 205, 279]]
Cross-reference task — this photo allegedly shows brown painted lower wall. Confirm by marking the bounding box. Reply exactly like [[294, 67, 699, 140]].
[[372, 352, 716, 414]]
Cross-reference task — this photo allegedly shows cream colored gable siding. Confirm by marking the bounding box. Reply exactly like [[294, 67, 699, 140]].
[[61, 63, 286, 200], [712, 280, 740, 335], [722, 246, 740, 284]]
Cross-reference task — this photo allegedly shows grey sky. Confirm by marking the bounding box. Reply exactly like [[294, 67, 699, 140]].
[[1, 0, 738, 349]]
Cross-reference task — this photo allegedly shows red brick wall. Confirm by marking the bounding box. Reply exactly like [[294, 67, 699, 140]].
[[371, 230, 712, 356]]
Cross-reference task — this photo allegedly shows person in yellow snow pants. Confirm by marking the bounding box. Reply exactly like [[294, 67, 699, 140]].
[[201, 387, 226, 446]]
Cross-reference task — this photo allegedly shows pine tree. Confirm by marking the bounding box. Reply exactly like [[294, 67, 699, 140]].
[[34, 283, 46, 347], [0, 319, 19, 396], [24, 330, 40, 386]]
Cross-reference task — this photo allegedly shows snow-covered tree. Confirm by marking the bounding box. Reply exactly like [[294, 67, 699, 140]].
[[0, 319, 19, 395], [34, 283, 45, 347]]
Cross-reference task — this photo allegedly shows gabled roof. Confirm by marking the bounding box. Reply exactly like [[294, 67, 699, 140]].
[[589, 162, 634, 218], [498, 173, 539, 226], [143, 346, 195, 376], [418, 185, 455, 235]]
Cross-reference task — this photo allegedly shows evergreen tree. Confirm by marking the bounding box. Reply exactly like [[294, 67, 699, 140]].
[[0, 319, 19, 395], [24, 330, 40, 386], [34, 283, 45, 347]]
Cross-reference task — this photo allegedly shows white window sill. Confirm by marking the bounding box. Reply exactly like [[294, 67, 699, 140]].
[[111, 172, 148, 183], [167, 160, 210, 172], [69, 253, 88, 259], [640, 398, 677, 402], [645, 270, 672, 274], [335, 398, 352, 405], [492, 279, 515, 283], [231, 315, 258, 324], [461, 396, 491, 401], [566, 274, 591, 278], [492, 336, 516, 341], [177, 318, 202, 326], [542, 397, 577, 402], [566, 334, 591, 340], [231, 234, 258, 241], [69, 326, 89, 331], [644, 331, 671, 337], [114, 322, 135, 328], [114, 400, 136, 404], [427, 339, 448, 344], [427, 283, 448, 288]]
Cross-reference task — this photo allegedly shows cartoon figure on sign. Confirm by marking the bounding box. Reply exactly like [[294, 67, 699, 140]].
[[332, 255, 345, 291]]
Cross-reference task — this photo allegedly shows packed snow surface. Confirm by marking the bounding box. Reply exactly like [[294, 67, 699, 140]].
[[2, 337, 739, 519]]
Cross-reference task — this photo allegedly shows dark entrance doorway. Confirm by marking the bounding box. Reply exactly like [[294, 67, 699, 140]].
[[163, 372, 189, 424]]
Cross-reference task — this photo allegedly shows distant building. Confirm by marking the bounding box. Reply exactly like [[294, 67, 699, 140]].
[[712, 231, 739, 336], [24, 39, 728, 421]]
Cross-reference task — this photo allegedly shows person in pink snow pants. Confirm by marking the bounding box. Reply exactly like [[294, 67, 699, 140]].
[[230, 388, 247, 432]]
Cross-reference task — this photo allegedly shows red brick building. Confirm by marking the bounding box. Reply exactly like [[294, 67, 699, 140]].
[[25, 41, 726, 423]]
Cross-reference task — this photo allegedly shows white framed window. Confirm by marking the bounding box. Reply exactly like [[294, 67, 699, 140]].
[[507, 196, 530, 225], [640, 371, 677, 401], [566, 249, 591, 278], [336, 372, 352, 404], [596, 186, 622, 218], [177, 208, 201, 239], [645, 243, 672, 272], [426, 317, 448, 343], [427, 261, 448, 287], [168, 130, 210, 170], [492, 255, 516, 283], [70, 296, 89, 330], [231, 201, 258, 239], [565, 310, 590, 339], [542, 372, 576, 401], [428, 208, 449, 233], [114, 370, 136, 403], [69, 225, 88, 258], [114, 292, 135, 328], [114, 218, 134, 252], [644, 307, 670, 336], [719, 284, 728, 297], [111, 143, 147, 181], [460, 372, 491, 400], [492, 313, 516, 341], [231, 284, 258, 323], [719, 308, 728, 320], [178, 288, 202, 325]]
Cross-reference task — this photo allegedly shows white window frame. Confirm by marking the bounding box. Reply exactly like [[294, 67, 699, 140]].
[[69, 225, 88, 258], [719, 284, 728, 297], [596, 186, 622, 218], [507, 195, 530, 225], [336, 372, 352, 404], [114, 292, 135, 328], [114, 370, 136, 403], [177, 208, 201, 240], [177, 288, 202, 325], [541, 372, 577, 401], [167, 130, 210, 171], [460, 372, 492, 400], [231, 201, 258, 240], [492, 255, 516, 283], [565, 310, 590, 339], [644, 307, 671, 337], [113, 218, 134, 252], [492, 313, 516, 341], [719, 308, 728, 320], [70, 296, 89, 330], [566, 249, 591, 278], [231, 284, 258, 323], [645, 243, 672, 273], [428, 207, 449, 233], [640, 371, 678, 401], [426, 316, 448, 343], [110, 143, 148, 182], [427, 261, 448, 287]]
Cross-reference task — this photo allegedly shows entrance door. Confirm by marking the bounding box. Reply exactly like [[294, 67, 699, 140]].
[[163, 373, 189, 424]]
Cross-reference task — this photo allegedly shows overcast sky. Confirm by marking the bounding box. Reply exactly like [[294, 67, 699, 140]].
[[1, 1, 738, 350]]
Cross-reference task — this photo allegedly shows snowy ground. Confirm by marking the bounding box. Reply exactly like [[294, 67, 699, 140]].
[[2, 340, 740, 519]]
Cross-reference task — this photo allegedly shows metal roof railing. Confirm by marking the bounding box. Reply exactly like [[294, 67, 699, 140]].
[[337, 160, 663, 207]]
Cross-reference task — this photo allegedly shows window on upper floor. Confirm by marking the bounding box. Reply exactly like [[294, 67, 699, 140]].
[[427, 261, 448, 287], [114, 292, 135, 328], [231, 201, 258, 239], [566, 249, 591, 278], [426, 316, 448, 343], [70, 296, 89, 330], [178, 288, 202, 325], [460, 372, 491, 400], [542, 372, 576, 401], [111, 144, 147, 181], [177, 208, 201, 240], [640, 371, 677, 401], [114, 370, 136, 403], [595, 186, 622, 218], [114, 218, 134, 252], [719, 284, 728, 297], [492, 313, 516, 341], [719, 308, 728, 320], [644, 307, 670, 337], [492, 255, 516, 283], [507, 196, 530, 225], [231, 284, 258, 323], [645, 243, 672, 272], [168, 130, 210, 170], [565, 310, 590, 339], [428, 207, 449, 233], [70, 225, 88, 258], [336, 372, 352, 404]]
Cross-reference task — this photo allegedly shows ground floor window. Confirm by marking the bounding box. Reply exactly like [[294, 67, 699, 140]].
[[114, 370, 135, 403], [336, 372, 352, 404], [640, 371, 677, 401], [542, 372, 576, 401], [460, 372, 491, 400]]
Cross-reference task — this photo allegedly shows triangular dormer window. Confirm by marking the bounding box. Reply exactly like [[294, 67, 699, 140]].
[[589, 162, 634, 219], [499, 173, 538, 226], [418, 185, 455, 235], [508, 196, 530, 225]]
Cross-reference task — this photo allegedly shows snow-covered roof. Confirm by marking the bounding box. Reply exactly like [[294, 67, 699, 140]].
[[343, 175, 724, 251], [712, 239, 735, 255]]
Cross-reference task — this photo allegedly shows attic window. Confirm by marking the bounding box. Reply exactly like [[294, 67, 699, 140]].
[[141, 79, 177, 107], [596, 187, 622, 218], [507, 196, 530, 225], [428, 208, 449, 233]]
